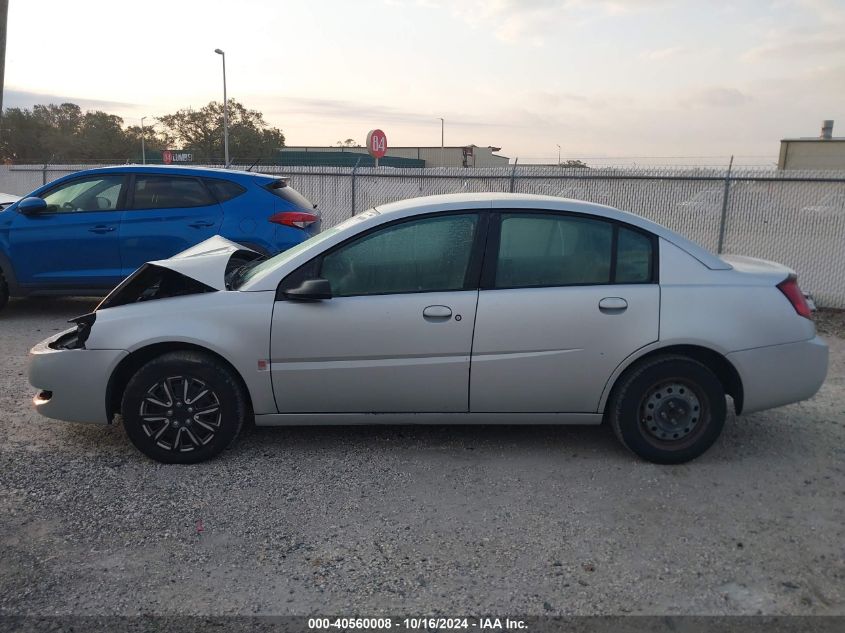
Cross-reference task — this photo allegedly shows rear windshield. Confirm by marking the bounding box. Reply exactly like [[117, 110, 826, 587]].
[[267, 180, 315, 210]]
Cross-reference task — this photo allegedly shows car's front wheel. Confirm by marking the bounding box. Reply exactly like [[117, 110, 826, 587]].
[[607, 355, 727, 464], [121, 351, 248, 464], [0, 269, 9, 311]]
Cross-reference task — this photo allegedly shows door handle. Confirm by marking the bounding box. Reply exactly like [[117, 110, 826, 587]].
[[423, 305, 453, 319], [188, 220, 214, 228], [88, 225, 115, 234], [599, 297, 628, 312]]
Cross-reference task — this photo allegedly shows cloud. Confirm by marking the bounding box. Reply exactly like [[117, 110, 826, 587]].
[[3, 88, 138, 113], [680, 87, 753, 108], [444, 0, 669, 45], [640, 46, 686, 61], [743, 29, 845, 61], [258, 95, 505, 129]]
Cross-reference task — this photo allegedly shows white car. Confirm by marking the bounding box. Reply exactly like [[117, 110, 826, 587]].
[[0, 192, 20, 209], [29, 193, 828, 464]]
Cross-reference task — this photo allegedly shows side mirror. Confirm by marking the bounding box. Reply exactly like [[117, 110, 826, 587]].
[[282, 277, 332, 301], [17, 197, 48, 215]]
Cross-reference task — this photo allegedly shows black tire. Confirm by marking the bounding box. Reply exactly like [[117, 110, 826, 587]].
[[607, 355, 726, 464], [0, 269, 9, 311], [121, 351, 247, 464]]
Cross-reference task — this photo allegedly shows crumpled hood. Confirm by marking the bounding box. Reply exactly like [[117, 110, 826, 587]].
[[147, 235, 258, 291]]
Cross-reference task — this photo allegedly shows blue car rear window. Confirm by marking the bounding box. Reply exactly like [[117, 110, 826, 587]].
[[267, 180, 315, 210], [204, 178, 246, 203]]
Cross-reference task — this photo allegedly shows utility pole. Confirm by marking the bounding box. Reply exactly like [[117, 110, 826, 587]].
[[0, 0, 8, 147], [556, 144, 561, 165], [140, 116, 147, 164], [438, 117, 444, 166], [214, 48, 229, 167]]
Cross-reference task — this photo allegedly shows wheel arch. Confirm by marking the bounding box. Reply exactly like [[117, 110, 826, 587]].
[[106, 341, 254, 421], [600, 344, 744, 416]]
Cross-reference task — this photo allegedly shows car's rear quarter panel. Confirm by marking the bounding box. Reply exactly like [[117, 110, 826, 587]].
[[656, 238, 825, 413]]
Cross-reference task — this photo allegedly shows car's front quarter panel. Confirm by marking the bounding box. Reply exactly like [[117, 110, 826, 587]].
[[86, 290, 278, 415]]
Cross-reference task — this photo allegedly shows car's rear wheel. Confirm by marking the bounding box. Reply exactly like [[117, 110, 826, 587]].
[[607, 355, 726, 464], [121, 351, 247, 464]]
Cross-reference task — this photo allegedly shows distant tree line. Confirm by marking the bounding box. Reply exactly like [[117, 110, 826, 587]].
[[0, 100, 285, 163]]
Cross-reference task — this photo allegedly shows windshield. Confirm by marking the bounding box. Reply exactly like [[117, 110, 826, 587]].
[[236, 208, 382, 288]]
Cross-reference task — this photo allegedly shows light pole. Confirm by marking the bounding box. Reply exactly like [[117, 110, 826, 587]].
[[214, 48, 230, 167], [438, 117, 444, 167], [140, 117, 147, 165], [556, 144, 561, 166]]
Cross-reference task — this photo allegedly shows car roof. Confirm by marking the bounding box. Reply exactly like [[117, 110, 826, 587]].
[[58, 164, 278, 183]]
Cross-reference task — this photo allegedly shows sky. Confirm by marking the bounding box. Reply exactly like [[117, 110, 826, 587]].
[[4, 0, 845, 165]]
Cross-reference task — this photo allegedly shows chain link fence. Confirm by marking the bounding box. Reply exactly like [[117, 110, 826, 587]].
[[1, 163, 843, 307]]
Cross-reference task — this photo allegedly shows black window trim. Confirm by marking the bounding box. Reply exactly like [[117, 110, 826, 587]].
[[35, 173, 130, 214], [479, 209, 659, 291], [276, 209, 489, 300], [126, 174, 219, 211]]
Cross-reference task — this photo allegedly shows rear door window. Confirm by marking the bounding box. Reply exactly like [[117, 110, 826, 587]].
[[205, 178, 246, 202], [132, 176, 215, 210], [491, 212, 655, 288], [494, 214, 613, 287]]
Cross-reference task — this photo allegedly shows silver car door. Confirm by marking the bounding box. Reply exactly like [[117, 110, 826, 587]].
[[470, 212, 659, 413], [270, 212, 483, 413]]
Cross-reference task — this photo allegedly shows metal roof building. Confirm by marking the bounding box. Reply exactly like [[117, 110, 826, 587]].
[[280, 145, 509, 168], [778, 120, 845, 170]]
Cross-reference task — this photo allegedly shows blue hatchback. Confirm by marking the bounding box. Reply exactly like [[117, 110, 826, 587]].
[[0, 166, 321, 308]]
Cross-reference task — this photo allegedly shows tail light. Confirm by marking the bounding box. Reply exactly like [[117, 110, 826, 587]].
[[269, 211, 319, 229], [777, 275, 813, 319]]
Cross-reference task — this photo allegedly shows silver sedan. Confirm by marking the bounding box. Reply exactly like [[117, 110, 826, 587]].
[[29, 193, 828, 464]]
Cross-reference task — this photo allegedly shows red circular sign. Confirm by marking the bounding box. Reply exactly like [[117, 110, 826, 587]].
[[366, 129, 387, 159]]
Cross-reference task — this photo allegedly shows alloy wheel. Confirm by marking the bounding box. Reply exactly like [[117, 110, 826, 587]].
[[138, 376, 221, 452]]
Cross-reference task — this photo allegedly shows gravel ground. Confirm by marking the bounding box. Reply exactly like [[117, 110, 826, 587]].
[[0, 297, 843, 616]]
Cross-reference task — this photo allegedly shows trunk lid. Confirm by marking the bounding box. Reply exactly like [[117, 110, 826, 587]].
[[719, 254, 793, 283]]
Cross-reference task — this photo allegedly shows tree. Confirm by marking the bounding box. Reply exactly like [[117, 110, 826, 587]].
[[0, 99, 285, 163], [336, 138, 359, 147], [560, 159, 589, 169], [157, 99, 285, 162], [78, 111, 132, 160]]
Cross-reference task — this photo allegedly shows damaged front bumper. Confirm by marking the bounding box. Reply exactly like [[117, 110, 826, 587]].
[[29, 329, 127, 424]]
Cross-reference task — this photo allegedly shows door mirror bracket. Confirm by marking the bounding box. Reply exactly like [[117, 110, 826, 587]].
[[278, 277, 332, 301]]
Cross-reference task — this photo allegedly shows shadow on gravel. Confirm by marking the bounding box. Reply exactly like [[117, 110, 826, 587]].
[[47, 403, 829, 469], [53, 418, 635, 464], [1, 297, 100, 320]]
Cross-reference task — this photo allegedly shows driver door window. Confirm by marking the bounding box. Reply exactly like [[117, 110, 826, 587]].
[[41, 175, 125, 213], [318, 213, 479, 296]]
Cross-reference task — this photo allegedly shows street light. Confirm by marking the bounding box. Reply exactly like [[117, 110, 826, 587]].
[[556, 143, 561, 166], [140, 117, 147, 165], [438, 117, 444, 167], [214, 48, 230, 167]]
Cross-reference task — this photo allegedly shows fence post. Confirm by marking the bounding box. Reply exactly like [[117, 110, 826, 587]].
[[350, 156, 362, 217], [509, 157, 519, 193], [41, 161, 49, 186], [716, 155, 734, 254]]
